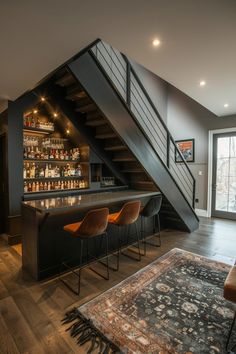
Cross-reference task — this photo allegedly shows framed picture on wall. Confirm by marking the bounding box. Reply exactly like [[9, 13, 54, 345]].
[[175, 139, 195, 163]]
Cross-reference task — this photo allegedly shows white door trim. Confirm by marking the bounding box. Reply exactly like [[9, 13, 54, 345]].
[[207, 127, 236, 217]]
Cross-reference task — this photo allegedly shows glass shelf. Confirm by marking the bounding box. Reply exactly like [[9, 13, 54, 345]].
[[23, 126, 54, 134], [23, 158, 86, 163], [24, 176, 86, 181]]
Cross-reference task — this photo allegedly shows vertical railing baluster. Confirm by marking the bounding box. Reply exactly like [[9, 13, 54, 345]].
[[167, 132, 170, 168], [126, 60, 131, 107], [192, 180, 196, 209]]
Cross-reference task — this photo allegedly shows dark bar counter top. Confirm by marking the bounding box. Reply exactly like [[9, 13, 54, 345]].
[[22, 190, 160, 214]]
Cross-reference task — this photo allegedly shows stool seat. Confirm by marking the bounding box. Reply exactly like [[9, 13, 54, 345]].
[[63, 221, 82, 235], [224, 265, 236, 303], [108, 212, 119, 224]]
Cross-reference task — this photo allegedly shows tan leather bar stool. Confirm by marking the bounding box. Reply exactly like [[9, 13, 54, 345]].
[[108, 200, 141, 271], [60, 208, 109, 295], [224, 262, 236, 352], [140, 194, 162, 256]]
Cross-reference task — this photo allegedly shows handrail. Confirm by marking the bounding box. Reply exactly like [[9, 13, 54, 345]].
[[90, 40, 196, 209]]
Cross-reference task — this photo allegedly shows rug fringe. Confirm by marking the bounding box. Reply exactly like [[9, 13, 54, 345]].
[[62, 307, 122, 354]]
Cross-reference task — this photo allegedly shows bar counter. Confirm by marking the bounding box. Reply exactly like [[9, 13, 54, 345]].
[[22, 189, 160, 280]]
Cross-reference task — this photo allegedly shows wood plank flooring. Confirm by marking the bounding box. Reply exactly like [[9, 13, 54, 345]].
[[0, 217, 236, 354]]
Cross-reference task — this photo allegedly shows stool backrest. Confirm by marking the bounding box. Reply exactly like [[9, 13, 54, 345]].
[[115, 200, 141, 225], [77, 207, 109, 237], [141, 195, 162, 218]]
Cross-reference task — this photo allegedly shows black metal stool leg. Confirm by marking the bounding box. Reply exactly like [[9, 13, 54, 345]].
[[121, 221, 142, 261], [144, 213, 161, 249], [226, 310, 236, 352], [59, 238, 83, 296], [89, 233, 110, 280]]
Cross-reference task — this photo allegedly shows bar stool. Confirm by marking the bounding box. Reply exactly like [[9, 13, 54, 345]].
[[60, 207, 109, 295], [140, 194, 162, 256], [108, 200, 141, 271], [224, 262, 236, 352]]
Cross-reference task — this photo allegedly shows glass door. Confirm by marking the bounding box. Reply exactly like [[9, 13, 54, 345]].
[[212, 132, 236, 219]]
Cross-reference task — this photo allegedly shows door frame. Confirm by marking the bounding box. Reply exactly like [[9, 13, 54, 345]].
[[207, 127, 236, 217], [0, 132, 7, 233]]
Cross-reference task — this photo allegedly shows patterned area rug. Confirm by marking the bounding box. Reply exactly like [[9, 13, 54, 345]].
[[63, 248, 236, 353]]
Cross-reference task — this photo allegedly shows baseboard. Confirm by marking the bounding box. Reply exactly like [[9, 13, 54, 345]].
[[195, 209, 208, 217]]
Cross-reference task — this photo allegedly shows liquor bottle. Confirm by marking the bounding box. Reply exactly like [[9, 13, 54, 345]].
[[36, 181, 39, 192], [50, 164, 55, 178], [55, 149, 59, 159], [39, 182, 44, 191], [27, 146, 31, 159], [23, 148, 27, 159], [35, 164, 39, 178], [35, 147, 40, 159], [31, 163, 36, 179], [26, 163, 30, 178], [45, 164, 49, 178], [76, 164, 82, 177], [32, 182, 36, 192], [23, 165, 27, 179], [48, 181, 51, 191], [30, 146, 35, 159], [24, 182, 28, 193], [42, 149, 49, 160], [44, 182, 47, 191], [48, 164, 52, 178], [39, 167, 44, 178], [61, 181, 64, 189], [49, 149, 54, 160], [28, 183, 32, 192], [60, 149, 65, 160]]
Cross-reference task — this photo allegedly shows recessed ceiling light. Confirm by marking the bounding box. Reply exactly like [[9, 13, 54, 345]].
[[152, 38, 161, 47], [53, 113, 58, 117], [41, 96, 45, 102], [33, 109, 38, 114], [199, 81, 206, 86], [224, 103, 229, 108]]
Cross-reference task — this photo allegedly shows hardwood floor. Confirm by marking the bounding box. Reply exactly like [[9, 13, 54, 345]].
[[0, 217, 235, 353]]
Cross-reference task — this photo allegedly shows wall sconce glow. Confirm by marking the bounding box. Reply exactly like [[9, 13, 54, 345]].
[[224, 103, 229, 108], [33, 109, 38, 114], [199, 81, 206, 86], [152, 38, 161, 47], [41, 97, 46, 102], [66, 129, 70, 134]]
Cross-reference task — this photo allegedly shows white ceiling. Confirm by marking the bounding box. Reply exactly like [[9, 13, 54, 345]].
[[0, 0, 236, 116]]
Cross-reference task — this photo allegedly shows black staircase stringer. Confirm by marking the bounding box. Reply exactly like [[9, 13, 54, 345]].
[[34, 83, 128, 186], [68, 53, 199, 232]]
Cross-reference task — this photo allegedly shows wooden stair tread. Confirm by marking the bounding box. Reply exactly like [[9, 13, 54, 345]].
[[104, 145, 127, 151], [121, 169, 143, 173], [86, 118, 107, 127], [112, 157, 136, 162], [133, 181, 154, 185], [95, 133, 117, 139], [76, 103, 96, 113], [55, 73, 75, 87]]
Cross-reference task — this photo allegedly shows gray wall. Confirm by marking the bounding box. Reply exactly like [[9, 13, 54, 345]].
[[167, 86, 236, 210]]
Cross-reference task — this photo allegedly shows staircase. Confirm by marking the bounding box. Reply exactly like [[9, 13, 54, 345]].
[[55, 70, 157, 192], [36, 39, 199, 232]]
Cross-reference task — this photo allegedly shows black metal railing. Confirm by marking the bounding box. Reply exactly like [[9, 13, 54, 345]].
[[90, 40, 196, 209]]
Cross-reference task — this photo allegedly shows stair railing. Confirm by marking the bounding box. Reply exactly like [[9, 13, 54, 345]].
[[90, 40, 196, 209]]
